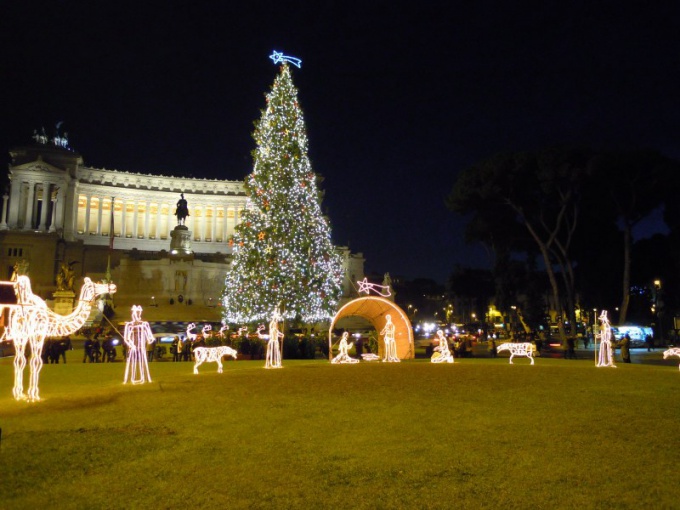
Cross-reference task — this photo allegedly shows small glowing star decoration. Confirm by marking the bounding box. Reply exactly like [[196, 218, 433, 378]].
[[331, 332, 359, 364], [380, 314, 400, 362], [596, 310, 616, 368], [193, 346, 238, 374], [663, 347, 680, 370], [258, 308, 284, 369], [2, 275, 116, 401], [269, 50, 302, 68], [431, 330, 454, 363], [497, 342, 535, 364], [123, 305, 154, 384], [357, 277, 392, 297]]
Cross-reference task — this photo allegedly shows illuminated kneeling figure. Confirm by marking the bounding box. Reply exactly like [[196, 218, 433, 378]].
[[431, 330, 454, 363], [332, 332, 359, 364]]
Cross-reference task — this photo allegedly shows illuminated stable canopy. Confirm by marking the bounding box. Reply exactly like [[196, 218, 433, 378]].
[[329, 297, 414, 360]]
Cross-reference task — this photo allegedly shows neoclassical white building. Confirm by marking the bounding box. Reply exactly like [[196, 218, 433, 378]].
[[0, 138, 364, 324]]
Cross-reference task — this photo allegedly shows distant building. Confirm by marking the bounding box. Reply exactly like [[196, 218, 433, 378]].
[[0, 137, 363, 324]]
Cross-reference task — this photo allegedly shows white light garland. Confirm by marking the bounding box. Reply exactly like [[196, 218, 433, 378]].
[[596, 310, 616, 368], [331, 332, 359, 364], [497, 342, 535, 364], [193, 346, 238, 374], [663, 348, 680, 370], [123, 305, 154, 384], [431, 330, 454, 363], [380, 314, 400, 363], [2, 275, 116, 401]]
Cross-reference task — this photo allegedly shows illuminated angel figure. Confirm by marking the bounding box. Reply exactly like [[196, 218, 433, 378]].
[[380, 314, 400, 362], [332, 332, 360, 364], [258, 309, 284, 369], [123, 305, 154, 384], [596, 310, 616, 368], [431, 330, 454, 363]]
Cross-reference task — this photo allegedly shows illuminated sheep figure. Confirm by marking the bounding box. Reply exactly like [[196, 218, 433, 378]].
[[331, 332, 359, 364], [193, 345, 238, 374], [431, 330, 454, 363], [1, 275, 116, 401], [258, 308, 284, 369], [123, 305, 154, 384], [663, 348, 680, 370], [596, 310, 616, 368], [497, 342, 535, 364]]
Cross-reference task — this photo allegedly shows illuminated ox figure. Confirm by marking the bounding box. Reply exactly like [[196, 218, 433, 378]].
[[497, 342, 535, 365], [663, 348, 680, 370], [193, 346, 238, 374]]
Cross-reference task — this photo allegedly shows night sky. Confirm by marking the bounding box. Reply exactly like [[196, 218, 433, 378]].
[[2, 2, 678, 283]]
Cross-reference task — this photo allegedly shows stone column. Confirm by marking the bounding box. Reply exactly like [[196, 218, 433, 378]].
[[38, 182, 50, 231], [120, 199, 127, 237], [23, 181, 35, 230], [0, 193, 9, 230], [144, 200, 150, 239], [7, 179, 22, 228], [83, 194, 92, 235], [97, 195, 103, 235]]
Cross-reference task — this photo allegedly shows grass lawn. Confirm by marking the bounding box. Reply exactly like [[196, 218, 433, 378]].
[[1, 354, 678, 509]]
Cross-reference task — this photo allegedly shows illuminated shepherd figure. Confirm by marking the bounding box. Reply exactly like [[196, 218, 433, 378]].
[[431, 330, 454, 363], [331, 332, 359, 364], [123, 306, 154, 384], [2, 275, 116, 401], [381, 314, 400, 362], [596, 310, 616, 368], [258, 309, 284, 369], [663, 348, 680, 370]]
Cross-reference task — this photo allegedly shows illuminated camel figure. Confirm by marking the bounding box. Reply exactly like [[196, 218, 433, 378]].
[[5, 275, 116, 401], [497, 342, 535, 364], [663, 348, 680, 370], [193, 346, 238, 374]]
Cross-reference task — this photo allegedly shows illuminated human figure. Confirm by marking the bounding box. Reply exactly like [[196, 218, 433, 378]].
[[123, 305, 154, 384], [431, 330, 454, 363], [380, 314, 400, 362], [332, 332, 359, 364], [596, 310, 616, 368], [258, 309, 284, 369]]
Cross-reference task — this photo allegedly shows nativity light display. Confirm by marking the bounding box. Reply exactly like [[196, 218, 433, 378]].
[[331, 332, 360, 364], [663, 347, 680, 370], [193, 345, 238, 374], [596, 310, 616, 368], [496, 342, 535, 364], [258, 308, 285, 369], [221, 56, 343, 324], [2, 275, 115, 401], [123, 305, 154, 384], [431, 330, 454, 363], [380, 314, 400, 363]]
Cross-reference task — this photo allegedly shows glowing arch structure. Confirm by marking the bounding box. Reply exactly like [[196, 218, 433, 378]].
[[329, 296, 414, 361]]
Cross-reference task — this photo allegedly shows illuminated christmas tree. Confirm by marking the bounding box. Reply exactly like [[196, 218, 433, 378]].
[[222, 60, 343, 324]]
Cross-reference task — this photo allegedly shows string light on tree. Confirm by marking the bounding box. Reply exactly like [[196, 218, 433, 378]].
[[222, 53, 343, 323]]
